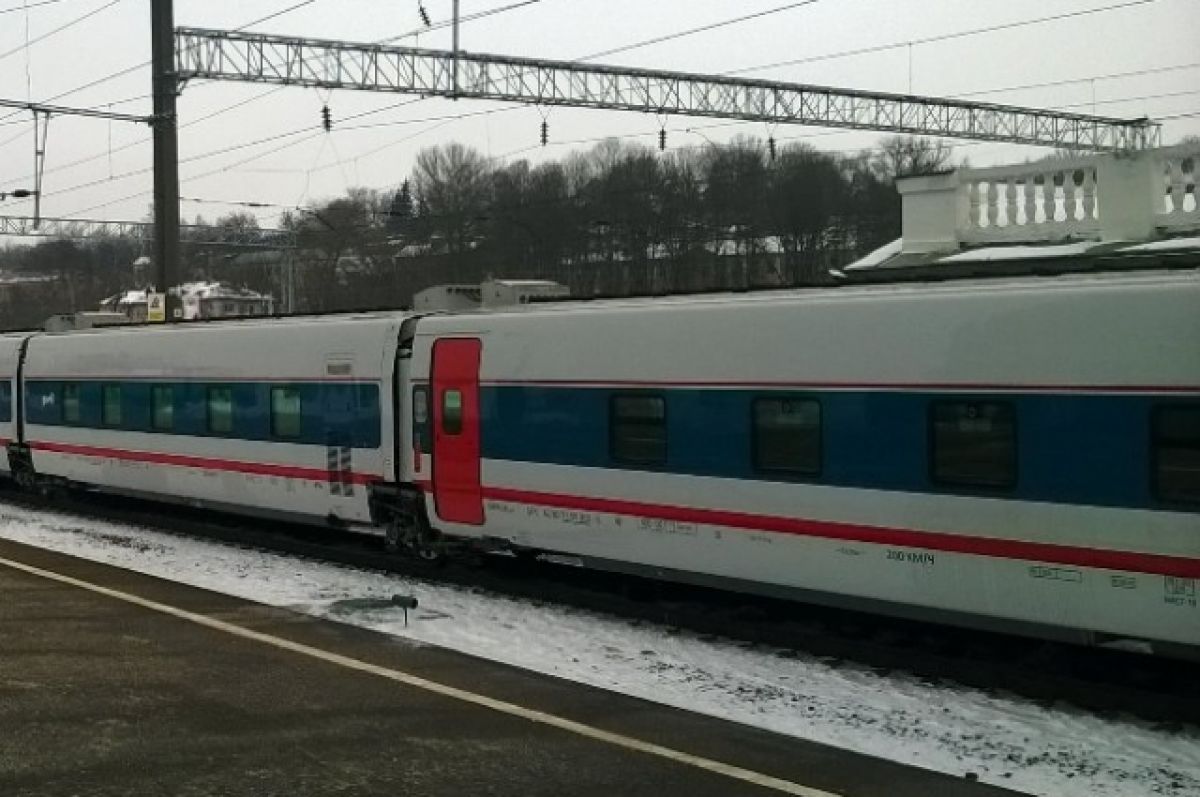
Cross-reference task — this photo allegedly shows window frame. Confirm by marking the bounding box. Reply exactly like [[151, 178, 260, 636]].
[[61, 383, 81, 425], [270, 385, 303, 440], [206, 385, 234, 435], [101, 384, 122, 427], [1151, 403, 1200, 507], [441, 388, 464, 436], [151, 385, 174, 432], [928, 399, 1017, 491], [751, 395, 822, 478], [609, 392, 668, 467]]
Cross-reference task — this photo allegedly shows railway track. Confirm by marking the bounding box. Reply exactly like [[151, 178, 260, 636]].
[[4, 484, 1197, 727]]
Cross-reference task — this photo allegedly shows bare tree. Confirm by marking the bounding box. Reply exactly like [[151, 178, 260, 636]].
[[871, 135, 953, 181]]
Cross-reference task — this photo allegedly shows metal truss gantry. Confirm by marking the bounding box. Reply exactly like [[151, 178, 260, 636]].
[[0, 215, 296, 249], [175, 27, 1160, 151]]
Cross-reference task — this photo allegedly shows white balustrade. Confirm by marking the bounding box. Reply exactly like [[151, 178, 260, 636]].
[[1160, 146, 1198, 233], [958, 156, 1102, 244], [897, 143, 1199, 253]]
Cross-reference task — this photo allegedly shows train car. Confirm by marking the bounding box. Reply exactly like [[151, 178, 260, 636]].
[[16, 313, 412, 527], [0, 332, 33, 477], [403, 270, 1200, 653]]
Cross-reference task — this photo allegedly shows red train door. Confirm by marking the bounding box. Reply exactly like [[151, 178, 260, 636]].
[[431, 337, 484, 525]]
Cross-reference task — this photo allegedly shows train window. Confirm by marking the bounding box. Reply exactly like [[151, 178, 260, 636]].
[[442, 389, 463, 435], [62, 384, 81, 424], [1152, 405, 1200, 505], [611, 394, 667, 465], [930, 401, 1016, 489], [413, 386, 428, 425], [102, 385, 122, 427], [271, 386, 302, 439], [207, 386, 233, 434], [151, 386, 174, 431], [753, 397, 821, 475]]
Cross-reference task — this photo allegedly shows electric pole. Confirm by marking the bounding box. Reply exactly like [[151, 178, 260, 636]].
[[451, 0, 460, 97], [151, 0, 180, 318]]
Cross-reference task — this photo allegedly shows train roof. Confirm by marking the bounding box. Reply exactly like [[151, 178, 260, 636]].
[[449, 263, 1200, 321]]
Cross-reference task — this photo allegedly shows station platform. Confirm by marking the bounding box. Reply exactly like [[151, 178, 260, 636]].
[[0, 537, 1022, 797]]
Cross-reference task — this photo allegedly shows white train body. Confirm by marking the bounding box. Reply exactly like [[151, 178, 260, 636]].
[[19, 314, 408, 525], [405, 272, 1200, 648], [3, 270, 1196, 653], [0, 333, 28, 474]]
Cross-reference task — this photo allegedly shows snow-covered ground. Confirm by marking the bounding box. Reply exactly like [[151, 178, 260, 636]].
[[1, 502, 1197, 797]]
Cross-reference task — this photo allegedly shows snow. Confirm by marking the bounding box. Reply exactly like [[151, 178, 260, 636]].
[[842, 238, 903, 271], [1119, 236, 1200, 253], [1, 502, 1197, 797], [940, 242, 1103, 263]]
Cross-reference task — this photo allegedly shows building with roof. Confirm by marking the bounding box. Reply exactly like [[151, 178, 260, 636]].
[[835, 142, 1198, 282], [100, 281, 275, 322]]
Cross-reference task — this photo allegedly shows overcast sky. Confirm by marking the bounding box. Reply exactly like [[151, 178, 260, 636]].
[[0, 0, 1197, 229]]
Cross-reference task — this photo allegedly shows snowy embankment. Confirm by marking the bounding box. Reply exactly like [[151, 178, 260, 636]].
[[1, 502, 1197, 797]]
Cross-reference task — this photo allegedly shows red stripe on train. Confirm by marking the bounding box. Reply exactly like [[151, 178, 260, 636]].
[[30, 441, 380, 485], [413, 481, 1200, 579]]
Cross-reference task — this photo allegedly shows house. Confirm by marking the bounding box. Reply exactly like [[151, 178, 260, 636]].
[[100, 281, 275, 322]]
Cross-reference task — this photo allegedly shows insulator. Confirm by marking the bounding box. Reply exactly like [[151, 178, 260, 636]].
[[768, 136, 777, 161], [418, 4, 431, 26], [658, 128, 667, 151], [540, 120, 549, 146], [321, 104, 332, 132]]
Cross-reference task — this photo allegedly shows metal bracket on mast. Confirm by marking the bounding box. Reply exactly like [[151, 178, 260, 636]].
[[31, 109, 50, 229]]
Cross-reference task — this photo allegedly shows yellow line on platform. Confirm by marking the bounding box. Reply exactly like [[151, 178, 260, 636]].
[[0, 553, 843, 797]]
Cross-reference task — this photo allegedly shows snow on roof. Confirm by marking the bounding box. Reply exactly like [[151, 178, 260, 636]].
[[487, 279, 565, 288], [1117, 236, 1200, 253], [842, 239, 903, 271], [175, 281, 271, 300], [102, 282, 272, 307], [106, 289, 149, 305], [938, 241, 1103, 263]]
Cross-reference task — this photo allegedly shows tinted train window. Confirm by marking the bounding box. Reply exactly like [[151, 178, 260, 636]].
[[753, 397, 820, 475], [102, 385, 122, 426], [442, 389, 463, 435], [62, 384, 81, 424], [930, 401, 1016, 489], [611, 394, 666, 465], [271, 386, 302, 439], [207, 386, 233, 434], [152, 386, 174, 431], [1153, 405, 1200, 505]]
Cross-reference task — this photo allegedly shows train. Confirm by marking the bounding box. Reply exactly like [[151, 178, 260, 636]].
[[2, 268, 1197, 657]]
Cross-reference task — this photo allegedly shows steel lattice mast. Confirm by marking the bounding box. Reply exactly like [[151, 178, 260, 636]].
[[175, 27, 1160, 152]]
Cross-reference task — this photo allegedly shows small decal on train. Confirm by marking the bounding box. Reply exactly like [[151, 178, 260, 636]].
[[640, 517, 698, 537], [1029, 566, 1082, 583], [1164, 577, 1197, 608], [528, 506, 595, 527], [887, 549, 935, 565], [1109, 575, 1137, 590]]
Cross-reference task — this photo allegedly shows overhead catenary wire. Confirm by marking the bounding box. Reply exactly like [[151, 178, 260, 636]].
[[19, 2, 1199, 220], [724, 0, 1162, 76], [27, 70, 1200, 215], [0, 0, 69, 15], [235, 0, 317, 31], [380, 0, 543, 44], [2, 0, 543, 200], [0, 0, 121, 63], [0, 0, 319, 130], [576, 0, 820, 62]]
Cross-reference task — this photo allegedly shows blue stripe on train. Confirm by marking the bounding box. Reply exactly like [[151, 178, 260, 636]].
[[24, 380, 381, 448], [479, 385, 1193, 512]]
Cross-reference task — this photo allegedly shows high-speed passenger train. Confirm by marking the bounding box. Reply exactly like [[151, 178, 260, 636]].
[[2, 269, 1197, 656]]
